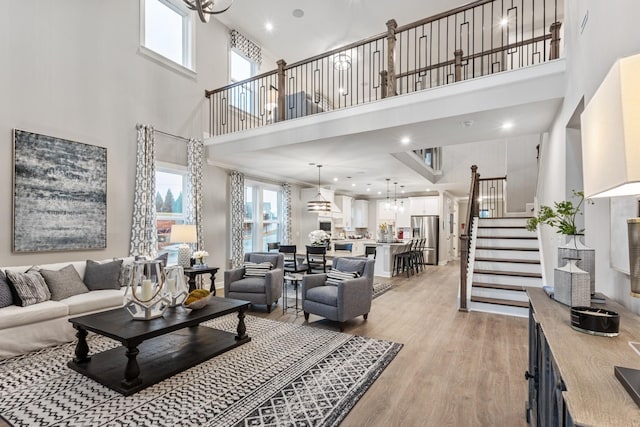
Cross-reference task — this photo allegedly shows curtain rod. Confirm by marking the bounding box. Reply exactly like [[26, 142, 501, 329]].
[[155, 129, 190, 143]]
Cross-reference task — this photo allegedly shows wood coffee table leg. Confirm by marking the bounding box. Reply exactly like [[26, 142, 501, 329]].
[[236, 309, 248, 341], [73, 326, 91, 364], [121, 345, 142, 388]]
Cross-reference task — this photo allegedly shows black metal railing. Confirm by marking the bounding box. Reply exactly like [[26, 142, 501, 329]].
[[478, 176, 507, 218], [206, 0, 562, 136]]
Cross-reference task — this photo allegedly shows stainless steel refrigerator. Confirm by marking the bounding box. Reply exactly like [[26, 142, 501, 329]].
[[411, 215, 439, 265]]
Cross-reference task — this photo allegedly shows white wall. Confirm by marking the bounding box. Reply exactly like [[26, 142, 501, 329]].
[[506, 135, 540, 212], [537, 0, 640, 313], [0, 1, 233, 272]]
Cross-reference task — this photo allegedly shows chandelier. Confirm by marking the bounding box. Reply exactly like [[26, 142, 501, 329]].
[[307, 165, 331, 213], [183, 0, 234, 23]]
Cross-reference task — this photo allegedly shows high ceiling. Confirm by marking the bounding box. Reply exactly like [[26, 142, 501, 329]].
[[208, 0, 564, 197]]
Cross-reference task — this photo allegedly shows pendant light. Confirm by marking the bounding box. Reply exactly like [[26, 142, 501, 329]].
[[307, 165, 331, 213], [393, 182, 399, 211], [399, 185, 406, 212], [384, 179, 391, 210]]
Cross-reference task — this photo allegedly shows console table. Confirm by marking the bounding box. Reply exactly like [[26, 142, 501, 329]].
[[183, 266, 219, 294], [526, 288, 640, 426]]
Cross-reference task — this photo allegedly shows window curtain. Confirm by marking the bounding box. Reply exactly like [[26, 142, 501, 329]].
[[281, 183, 292, 244], [185, 138, 204, 251], [129, 124, 157, 257], [230, 29, 262, 64], [230, 170, 245, 267]]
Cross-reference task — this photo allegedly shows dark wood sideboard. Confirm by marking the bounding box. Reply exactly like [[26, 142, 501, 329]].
[[527, 288, 640, 426]]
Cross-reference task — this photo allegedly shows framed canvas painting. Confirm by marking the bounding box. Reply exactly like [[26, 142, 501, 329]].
[[12, 129, 107, 252]]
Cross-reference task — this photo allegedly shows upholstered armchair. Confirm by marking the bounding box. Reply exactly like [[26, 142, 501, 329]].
[[224, 252, 284, 313], [301, 257, 375, 331]]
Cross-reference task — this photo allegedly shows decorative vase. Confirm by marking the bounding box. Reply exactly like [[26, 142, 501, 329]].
[[557, 235, 595, 295], [164, 265, 188, 307], [554, 258, 591, 307], [124, 260, 170, 320], [177, 244, 191, 268]]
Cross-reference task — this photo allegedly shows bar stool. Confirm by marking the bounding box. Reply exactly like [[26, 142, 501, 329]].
[[394, 242, 414, 277]]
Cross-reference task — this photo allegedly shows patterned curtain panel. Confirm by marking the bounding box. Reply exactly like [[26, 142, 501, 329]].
[[185, 138, 204, 251], [281, 183, 292, 244], [230, 29, 262, 64], [230, 170, 245, 268], [129, 124, 158, 258]]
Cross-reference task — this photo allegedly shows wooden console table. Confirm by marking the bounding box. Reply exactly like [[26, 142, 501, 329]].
[[527, 288, 640, 426]]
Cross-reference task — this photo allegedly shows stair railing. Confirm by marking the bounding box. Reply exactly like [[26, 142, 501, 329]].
[[459, 165, 480, 311], [205, 0, 562, 136], [478, 176, 507, 218]]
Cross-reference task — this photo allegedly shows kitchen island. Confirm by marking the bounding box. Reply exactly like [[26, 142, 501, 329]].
[[373, 242, 411, 278]]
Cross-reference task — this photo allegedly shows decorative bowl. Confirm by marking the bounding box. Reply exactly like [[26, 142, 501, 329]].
[[183, 294, 212, 310]]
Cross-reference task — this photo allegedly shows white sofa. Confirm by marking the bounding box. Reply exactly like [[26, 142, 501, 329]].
[[0, 258, 134, 360]]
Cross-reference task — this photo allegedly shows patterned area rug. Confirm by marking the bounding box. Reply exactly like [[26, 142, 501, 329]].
[[0, 315, 402, 426], [372, 282, 393, 299]]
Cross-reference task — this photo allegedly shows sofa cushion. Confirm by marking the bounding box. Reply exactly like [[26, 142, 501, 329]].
[[40, 264, 89, 301], [326, 268, 360, 286], [62, 289, 126, 316], [0, 271, 13, 308], [84, 259, 123, 291], [5, 270, 51, 307], [243, 261, 272, 277], [332, 258, 367, 276], [306, 286, 338, 306], [248, 253, 280, 266], [0, 300, 68, 329], [229, 277, 266, 293]]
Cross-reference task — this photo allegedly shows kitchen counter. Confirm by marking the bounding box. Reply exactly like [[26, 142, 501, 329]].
[[373, 242, 412, 278]]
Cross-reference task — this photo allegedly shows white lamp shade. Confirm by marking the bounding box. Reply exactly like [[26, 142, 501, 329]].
[[169, 224, 197, 244], [582, 53, 640, 198]]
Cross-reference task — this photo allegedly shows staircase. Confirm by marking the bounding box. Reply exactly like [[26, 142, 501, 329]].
[[469, 217, 542, 317]]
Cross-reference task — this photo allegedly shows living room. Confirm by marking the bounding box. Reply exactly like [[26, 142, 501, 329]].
[[2, 0, 640, 425]]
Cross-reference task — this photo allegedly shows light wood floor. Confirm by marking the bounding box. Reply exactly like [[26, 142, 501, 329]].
[[254, 261, 530, 427]]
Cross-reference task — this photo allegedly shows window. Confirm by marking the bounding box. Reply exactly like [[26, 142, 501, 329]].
[[230, 49, 258, 113], [243, 182, 282, 253], [141, 0, 195, 73], [156, 164, 188, 264]]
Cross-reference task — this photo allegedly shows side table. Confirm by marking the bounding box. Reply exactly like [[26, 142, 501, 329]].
[[183, 266, 219, 294], [283, 274, 304, 314]]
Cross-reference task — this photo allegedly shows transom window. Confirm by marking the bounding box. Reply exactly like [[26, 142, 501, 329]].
[[141, 0, 195, 72], [243, 183, 282, 253]]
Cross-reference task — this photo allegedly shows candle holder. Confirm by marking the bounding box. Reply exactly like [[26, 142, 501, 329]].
[[124, 260, 169, 320], [164, 265, 188, 307]]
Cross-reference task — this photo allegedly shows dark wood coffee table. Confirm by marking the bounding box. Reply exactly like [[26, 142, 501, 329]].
[[68, 297, 250, 396]]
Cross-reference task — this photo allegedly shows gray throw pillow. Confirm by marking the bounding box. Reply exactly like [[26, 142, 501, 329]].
[[0, 271, 14, 308], [84, 259, 123, 291], [5, 270, 51, 307], [40, 265, 89, 301]]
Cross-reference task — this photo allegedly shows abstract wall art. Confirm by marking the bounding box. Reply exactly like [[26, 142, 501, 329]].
[[12, 129, 107, 252]]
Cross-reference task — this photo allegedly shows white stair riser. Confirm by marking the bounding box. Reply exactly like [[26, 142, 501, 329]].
[[475, 261, 541, 274], [476, 238, 539, 249], [478, 218, 530, 227], [475, 249, 540, 261], [469, 301, 529, 318], [471, 287, 529, 302], [473, 273, 543, 287], [477, 228, 536, 238]]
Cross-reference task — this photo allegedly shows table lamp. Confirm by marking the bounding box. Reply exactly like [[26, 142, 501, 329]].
[[170, 224, 197, 268], [581, 52, 640, 407]]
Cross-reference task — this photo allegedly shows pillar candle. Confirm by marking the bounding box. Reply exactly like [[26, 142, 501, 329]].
[[166, 278, 176, 294], [142, 279, 152, 300]]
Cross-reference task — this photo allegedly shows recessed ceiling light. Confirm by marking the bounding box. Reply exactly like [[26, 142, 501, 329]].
[[377, 191, 382, 195], [333, 177, 338, 181], [265, 22, 273, 32], [367, 188, 371, 192], [292, 8, 304, 18], [500, 17, 509, 26], [426, 188, 431, 192], [502, 121, 514, 130], [351, 183, 356, 187], [400, 136, 411, 145]]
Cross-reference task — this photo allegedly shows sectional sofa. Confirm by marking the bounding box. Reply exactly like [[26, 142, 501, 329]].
[[0, 257, 135, 359]]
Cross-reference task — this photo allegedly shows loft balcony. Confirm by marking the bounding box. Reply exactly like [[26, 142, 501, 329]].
[[205, 0, 564, 142]]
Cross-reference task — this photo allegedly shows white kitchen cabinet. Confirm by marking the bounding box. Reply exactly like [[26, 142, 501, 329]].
[[409, 196, 439, 216], [353, 200, 369, 228], [395, 198, 411, 227], [335, 195, 353, 229], [377, 200, 395, 223]]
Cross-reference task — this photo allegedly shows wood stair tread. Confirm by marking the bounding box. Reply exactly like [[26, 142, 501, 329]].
[[475, 257, 540, 265], [472, 282, 526, 292], [474, 269, 542, 278], [478, 226, 528, 229], [471, 296, 529, 309], [476, 246, 539, 252], [476, 236, 538, 239], [479, 216, 533, 220]]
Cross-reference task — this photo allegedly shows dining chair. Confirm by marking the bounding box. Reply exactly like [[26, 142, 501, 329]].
[[267, 242, 280, 252], [305, 245, 328, 274], [279, 245, 307, 274]]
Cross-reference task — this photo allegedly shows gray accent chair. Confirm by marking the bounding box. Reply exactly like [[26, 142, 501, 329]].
[[224, 252, 284, 313], [301, 257, 375, 331]]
